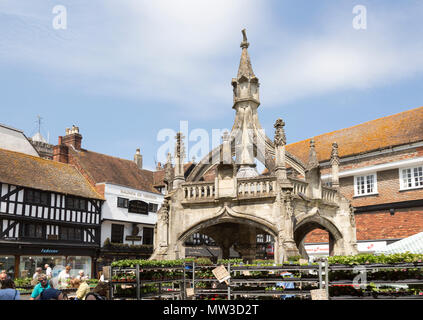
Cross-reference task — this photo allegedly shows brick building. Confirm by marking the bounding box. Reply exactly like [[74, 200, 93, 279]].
[[285, 106, 423, 255]]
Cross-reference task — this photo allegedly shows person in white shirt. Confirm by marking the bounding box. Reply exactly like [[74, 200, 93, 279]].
[[31, 267, 43, 286], [44, 264, 52, 279], [57, 265, 72, 289], [76, 270, 88, 281]]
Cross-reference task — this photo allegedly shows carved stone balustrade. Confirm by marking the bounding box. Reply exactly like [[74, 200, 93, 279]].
[[237, 176, 276, 198], [289, 178, 308, 196], [182, 181, 215, 202], [322, 186, 338, 203]]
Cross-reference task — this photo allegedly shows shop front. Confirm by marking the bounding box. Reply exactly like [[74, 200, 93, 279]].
[[0, 243, 98, 280]]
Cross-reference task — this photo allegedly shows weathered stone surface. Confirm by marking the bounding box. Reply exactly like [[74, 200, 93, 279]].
[[151, 30, 358, 262]]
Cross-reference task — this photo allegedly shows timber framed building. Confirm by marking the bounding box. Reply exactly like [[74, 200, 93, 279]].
[[0, 147, 103, 279]]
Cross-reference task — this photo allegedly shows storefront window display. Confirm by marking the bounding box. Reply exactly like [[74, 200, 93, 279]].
[[66, 256, 92, 279], [0, 256, 15, 279], [19, 256, 65, 279]]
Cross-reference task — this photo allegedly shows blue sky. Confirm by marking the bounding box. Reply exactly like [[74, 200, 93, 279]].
[[1, 1, 423, 170]]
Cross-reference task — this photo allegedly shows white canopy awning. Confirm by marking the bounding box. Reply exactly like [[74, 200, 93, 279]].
[[376, 232, 423, 254]]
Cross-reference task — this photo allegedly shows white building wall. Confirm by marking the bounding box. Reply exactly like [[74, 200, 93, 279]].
[[0, 124, 39, 156], [99, 183, 163, 245]]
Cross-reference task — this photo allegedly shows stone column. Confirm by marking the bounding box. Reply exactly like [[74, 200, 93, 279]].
[[281, 191, 300, 260]]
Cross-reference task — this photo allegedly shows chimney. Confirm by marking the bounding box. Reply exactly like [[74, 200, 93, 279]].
[[156, 162, 162, 170], [61, 125, 82, 150], [134, 148, 143, 169], [53, 136, 69, 163]]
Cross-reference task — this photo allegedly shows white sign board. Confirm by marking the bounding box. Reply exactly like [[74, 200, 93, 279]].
[[212, 265, 231, 284], [310, 289, 328, 300]]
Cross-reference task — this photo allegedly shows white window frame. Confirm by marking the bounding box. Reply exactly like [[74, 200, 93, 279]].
[[399, 165, 423, 190], [354, 173, 378, 197]]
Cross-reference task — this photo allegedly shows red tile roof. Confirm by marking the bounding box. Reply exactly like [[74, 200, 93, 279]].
[[68, 148, 161, 194], [0, 148, 103, 199], [286, 106, 423, 164]]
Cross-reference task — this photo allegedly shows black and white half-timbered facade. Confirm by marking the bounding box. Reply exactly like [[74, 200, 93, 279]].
[[0, 147, 103, 279], [51, 129, 163, 269]]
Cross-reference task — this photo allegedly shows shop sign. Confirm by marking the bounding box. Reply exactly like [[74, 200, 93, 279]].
[[41, 249, 59, 254], [125, 236, 142, 242]]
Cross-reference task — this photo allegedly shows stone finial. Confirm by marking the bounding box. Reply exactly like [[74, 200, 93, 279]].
[[307, 138, 319, 170], [330, 142, 340, 165], [222, 130, 230, 142], [274, 118, 286, 147], [237, 29, 255, 80], [241, 29, 249, 49], [164, 153, 173, 184]]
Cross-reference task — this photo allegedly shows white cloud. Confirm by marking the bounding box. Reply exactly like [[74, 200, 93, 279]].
[[257, 4, 423, 107], [0, 1, 422, 115]]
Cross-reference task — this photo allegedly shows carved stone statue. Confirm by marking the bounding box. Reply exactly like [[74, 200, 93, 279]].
[[349, 204, 356, 228], [330, 142, 340, 165], [274, 118, 286, 147]]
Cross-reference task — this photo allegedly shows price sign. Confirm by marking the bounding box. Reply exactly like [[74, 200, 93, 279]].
[[186, 288, 195, 297], [212, 265, 231, 284], [310, 289, 328, 300], [103, 266, 111, 281]]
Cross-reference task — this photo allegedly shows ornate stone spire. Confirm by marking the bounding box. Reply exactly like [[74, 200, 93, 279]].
[[175, 132, 185, 160], [232, 29, 260, 107], [237, 29, 256, 80], [307, 139, 319, 171], [164, 152, 174, 193], [173, 132, 185, 188]]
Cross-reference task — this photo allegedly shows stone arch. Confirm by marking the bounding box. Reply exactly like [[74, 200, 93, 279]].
[[178, 215, 278, 243], [294, 215, 344, 258], [186, 139, 306, 182], [177, 214, 278, 260]]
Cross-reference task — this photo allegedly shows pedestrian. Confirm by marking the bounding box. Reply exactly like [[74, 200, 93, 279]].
[[76, 270, 88, 281], [44, 264, 52, 279], [31, 267, 43, 286], [0, 270, 7, 281], [0, 278, 20, 300], [85, 282, 108, 300], [30, 274, 51, 300], [58, 265, 72, 289], [73, 278, 90, 300], [38, 280, 67, 300]]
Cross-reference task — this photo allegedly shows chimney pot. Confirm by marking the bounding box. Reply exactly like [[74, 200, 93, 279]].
[[134, 149, 143, 169]]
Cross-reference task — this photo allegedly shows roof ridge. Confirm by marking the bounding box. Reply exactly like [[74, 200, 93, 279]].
[[0, 147, 67, 167], [78, 148, 155, 173], [287, 105, 423, 147]]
